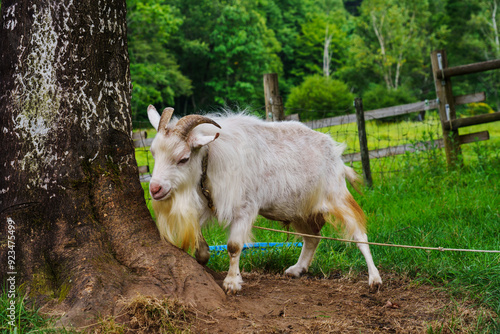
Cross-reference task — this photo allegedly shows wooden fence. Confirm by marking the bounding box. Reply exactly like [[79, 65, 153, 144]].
[[300, 92, 487, 164], [430, 49, 500, 167]]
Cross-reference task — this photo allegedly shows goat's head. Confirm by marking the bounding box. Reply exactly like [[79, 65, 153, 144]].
[[147, 105, 220, 201]]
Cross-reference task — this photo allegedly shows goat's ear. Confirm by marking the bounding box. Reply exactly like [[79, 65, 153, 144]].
[[147, 105, 161, 130], [189, 133, 219, 149]]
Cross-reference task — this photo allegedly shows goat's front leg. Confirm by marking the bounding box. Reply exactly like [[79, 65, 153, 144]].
[[195, 232, 210, 266], [223, 218, 252, 294], [223, 240, 243, 294]]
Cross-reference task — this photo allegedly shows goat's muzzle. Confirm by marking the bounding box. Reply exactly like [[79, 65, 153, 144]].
[[150, 181, 170, 201]]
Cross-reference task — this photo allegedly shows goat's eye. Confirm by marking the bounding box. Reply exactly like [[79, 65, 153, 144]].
[[178, 157, 189, 165]]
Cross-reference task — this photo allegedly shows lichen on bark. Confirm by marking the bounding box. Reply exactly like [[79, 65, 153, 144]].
[[12, 4, 61, 182]]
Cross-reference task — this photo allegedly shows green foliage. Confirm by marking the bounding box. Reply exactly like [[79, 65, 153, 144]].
[[127, 0, 191, 123], [285, 75, 353, 120], [255, 0, 320, 95], [465, 102, 495, 116], [362, 83, 418, 122], [467, 0, 500, 60], [289, 11, 350, 82], [207, 2, 282, 108], [444, 0, 482, 63], [350, 0, 434, 93], [126, 0, 500, 121]]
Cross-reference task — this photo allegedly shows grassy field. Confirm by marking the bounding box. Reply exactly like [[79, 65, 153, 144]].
[[2, 115, 499, 332]]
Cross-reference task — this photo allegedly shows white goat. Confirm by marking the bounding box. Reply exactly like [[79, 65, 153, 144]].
[[147, 105, 382, 293]]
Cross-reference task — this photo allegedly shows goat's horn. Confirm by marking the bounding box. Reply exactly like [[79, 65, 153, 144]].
[[158, 107, 175, 132], [175, 115, 221, 139]]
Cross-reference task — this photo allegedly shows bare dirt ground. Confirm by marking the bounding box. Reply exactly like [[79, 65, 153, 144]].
[[121, 271, 496, 334]]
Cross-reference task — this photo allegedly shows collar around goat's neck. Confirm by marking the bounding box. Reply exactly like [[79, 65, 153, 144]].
[[200, 147, 216, 213]]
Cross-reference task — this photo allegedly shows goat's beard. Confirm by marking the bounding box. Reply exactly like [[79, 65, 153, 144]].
[[152, 188, 202, 253]]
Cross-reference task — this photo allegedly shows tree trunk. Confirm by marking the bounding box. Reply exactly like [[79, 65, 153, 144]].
[[0, 0, 224, 328], [323, 25, 332, 77]]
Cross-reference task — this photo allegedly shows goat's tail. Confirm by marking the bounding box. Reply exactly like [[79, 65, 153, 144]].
[[324, 165, 366, 239], [344, 165, 363, 195]]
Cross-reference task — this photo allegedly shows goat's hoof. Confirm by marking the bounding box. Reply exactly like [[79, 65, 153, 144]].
[[195, 254, 210, 266], [223, 275, 243, 294], [284, 265, 306, 278], [369, 277, 382, 293]]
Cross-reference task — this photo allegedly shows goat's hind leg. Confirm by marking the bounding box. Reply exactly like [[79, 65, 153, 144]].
[[337, 194, 382, 292], [285, 214, 325, 277], [352, 228, 382, 292]]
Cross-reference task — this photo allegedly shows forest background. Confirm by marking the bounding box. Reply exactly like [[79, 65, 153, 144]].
[[127, 0, 500, 124]]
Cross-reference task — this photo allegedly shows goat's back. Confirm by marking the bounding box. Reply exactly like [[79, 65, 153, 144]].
[[201, 114, 348, 222]]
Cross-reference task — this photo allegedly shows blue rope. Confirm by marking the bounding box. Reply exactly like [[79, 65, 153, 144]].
[[209, 242, 302, 253]]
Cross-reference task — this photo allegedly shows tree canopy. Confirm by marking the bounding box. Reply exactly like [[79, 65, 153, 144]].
[[127, 0, 500, 122]]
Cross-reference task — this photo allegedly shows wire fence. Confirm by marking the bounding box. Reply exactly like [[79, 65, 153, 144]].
[[311, 106, 446, 179], [279, 102, 451, 185]]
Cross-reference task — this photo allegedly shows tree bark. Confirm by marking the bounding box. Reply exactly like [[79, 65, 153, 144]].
[[0, 0, 224, 328]]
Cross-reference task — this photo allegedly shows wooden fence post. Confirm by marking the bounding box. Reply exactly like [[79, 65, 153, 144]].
[[430, 49, 462, 167], [263, 73, 285, 121], [354, 98, 372, 188]]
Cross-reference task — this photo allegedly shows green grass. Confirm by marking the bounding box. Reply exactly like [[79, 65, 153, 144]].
[[0, 287, 73, 333], [135, 127, 156, 173]]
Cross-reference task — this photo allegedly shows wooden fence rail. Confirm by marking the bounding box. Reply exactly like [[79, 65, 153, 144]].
[[443, 111, 500, 130], [302, 92, 485, 130], [436, 59, 500, 79]]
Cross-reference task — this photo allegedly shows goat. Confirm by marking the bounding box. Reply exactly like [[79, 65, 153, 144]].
[[146, 105, 382, 294]]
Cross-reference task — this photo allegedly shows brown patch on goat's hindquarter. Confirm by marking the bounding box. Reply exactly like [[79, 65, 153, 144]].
[[347, 194, 366, 226], [329, 193, 367, 236]]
